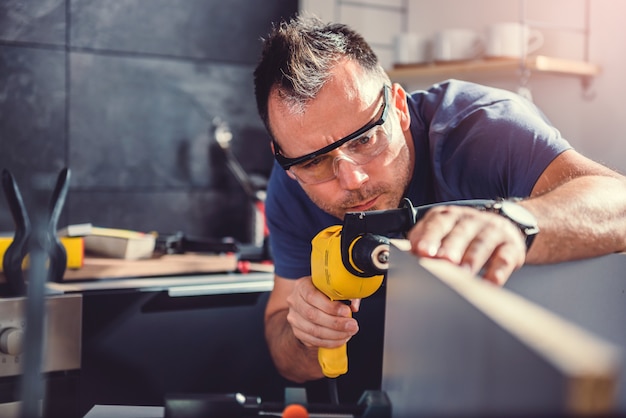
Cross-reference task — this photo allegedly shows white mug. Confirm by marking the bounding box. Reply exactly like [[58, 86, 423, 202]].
[[485, 22, 544, 58], [393, 32, 431, 65], [433, 28, 484, 62]]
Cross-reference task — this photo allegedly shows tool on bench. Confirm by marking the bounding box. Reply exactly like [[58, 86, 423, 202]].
[[155, 231, 239, 255], [164, 387, 391, 417], [311, 198, 512, 378], [1, 168, 70, 296]]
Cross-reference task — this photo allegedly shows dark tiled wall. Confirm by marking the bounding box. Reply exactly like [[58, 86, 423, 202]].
[[0, 0, 297, 243]]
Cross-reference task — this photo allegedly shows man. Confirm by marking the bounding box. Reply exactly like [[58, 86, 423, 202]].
[[253, 15, 626, 385]]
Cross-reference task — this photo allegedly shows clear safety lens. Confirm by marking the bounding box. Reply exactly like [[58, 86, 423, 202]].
[[290, 122, 391, 184]]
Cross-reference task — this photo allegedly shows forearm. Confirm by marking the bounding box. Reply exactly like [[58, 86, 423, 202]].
[[525, 175, 626, 264], [265, 309, 324, 383]]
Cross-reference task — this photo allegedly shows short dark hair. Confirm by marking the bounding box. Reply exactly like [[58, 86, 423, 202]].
[[253, 14, 387, 134]]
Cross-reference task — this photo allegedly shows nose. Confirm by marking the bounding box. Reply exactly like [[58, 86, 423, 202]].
[[334, 156, 369, 190]]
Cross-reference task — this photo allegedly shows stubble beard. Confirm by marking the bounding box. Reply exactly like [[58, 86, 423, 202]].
[[306, 143, 412, 220]]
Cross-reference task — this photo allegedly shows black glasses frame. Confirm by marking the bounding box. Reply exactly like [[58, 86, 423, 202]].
[[273, 85, 391, 170]]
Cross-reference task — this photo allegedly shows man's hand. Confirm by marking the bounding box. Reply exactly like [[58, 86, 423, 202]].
[[406, 205, 527, 285], [285, 276, 361, 349]]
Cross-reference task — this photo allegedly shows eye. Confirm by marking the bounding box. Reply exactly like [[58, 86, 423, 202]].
[[356, 135, 372, 145], [300, 155, 328, 170], [348, 130, 377, 152]]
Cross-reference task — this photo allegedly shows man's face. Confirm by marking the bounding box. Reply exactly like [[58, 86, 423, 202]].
[[268, 61, 414, 220]]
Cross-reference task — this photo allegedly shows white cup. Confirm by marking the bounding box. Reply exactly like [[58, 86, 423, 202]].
[[485, 22, 544, 58], [433, 28, 484, 62], [393, 33, 431, 65]]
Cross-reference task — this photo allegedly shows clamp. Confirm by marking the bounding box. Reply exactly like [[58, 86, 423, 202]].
[[1, 168, 70, 296]]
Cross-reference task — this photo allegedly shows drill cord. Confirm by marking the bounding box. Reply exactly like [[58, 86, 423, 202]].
[[328, 378, 340, 405]]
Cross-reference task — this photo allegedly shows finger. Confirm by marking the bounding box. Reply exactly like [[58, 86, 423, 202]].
[[408, 206, 462, 257], [481, 242, 526, 285], [288, 306, 359, 348], [297, 277, 352, 318], [474, 217, 527, 284], [286, 280, 359, 348], [290, 297, 357, 334], [457, 217, 507, 274], [432, 213, 486, 265]]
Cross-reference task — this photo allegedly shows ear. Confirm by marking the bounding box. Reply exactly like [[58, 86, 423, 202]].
[[286, 169, 298, 181], [392, 83, 411, 131]]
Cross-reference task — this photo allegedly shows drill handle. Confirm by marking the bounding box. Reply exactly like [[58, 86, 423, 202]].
[[318, 344, 348, 379], [318, 307, 351, 379]]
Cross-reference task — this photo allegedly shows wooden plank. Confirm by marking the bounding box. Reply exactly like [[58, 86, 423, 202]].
[[529, 55, 601, 76], [0, 253, 239, 283], [382, 242, 621, 417], [60, 253, 239, 280]]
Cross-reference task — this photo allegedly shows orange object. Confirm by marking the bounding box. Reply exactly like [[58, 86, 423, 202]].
[[282, 403, 309, 418]]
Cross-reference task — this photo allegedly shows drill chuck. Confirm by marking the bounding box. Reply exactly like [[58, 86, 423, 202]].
[[371, 243, 389, 271], [347, 234, 390, 276]]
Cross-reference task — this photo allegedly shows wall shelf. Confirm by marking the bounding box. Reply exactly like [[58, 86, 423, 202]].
[[387, 55, 601, 84]]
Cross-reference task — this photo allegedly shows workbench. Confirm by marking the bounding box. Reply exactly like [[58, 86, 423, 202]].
[[39, 251, 626, 417]]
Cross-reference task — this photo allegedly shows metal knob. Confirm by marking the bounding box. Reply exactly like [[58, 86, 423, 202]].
[[0, 327, 24, 356]]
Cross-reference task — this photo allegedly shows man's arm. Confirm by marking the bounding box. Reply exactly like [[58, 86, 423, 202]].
[[264, 275, 359, 383], [407, 149, 626, 285], [524, 149, 626, 263]]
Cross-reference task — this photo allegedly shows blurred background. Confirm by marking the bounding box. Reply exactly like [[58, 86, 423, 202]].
[[0, 0, 298, 245]]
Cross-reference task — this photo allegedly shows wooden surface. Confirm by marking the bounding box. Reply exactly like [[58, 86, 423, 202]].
[[0, 253, 241, 285], [60, 253, 239, 280], [382, 243, 621, 417]]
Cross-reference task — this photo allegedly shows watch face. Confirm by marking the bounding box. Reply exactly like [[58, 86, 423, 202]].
[[500, 201, 537, 228]]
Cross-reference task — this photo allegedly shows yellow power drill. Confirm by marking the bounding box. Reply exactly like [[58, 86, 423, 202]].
[[310, 198, 497, 378], [311, 225, 387, 378], [309, 198, 421, 378]]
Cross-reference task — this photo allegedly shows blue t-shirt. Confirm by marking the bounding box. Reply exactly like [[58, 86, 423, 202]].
[[265, 79, 572, 279]]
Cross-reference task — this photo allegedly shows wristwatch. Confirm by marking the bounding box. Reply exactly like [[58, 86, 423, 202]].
[[486, 199, 539, 250]]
